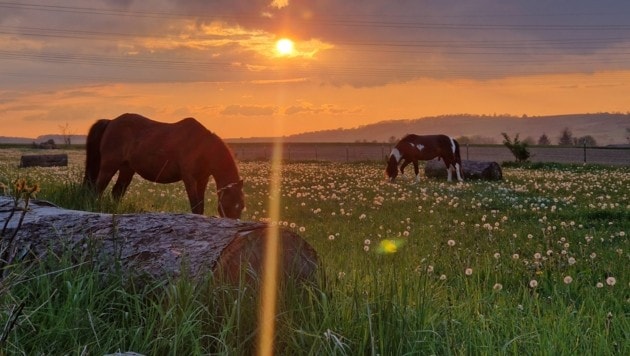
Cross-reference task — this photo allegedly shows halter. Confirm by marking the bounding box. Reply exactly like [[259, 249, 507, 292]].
[[217, 181, 241, 217]]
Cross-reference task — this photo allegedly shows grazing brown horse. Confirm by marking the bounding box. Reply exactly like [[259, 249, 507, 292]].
[[83, 113, 244, 218], [386, 134, 463, 182]]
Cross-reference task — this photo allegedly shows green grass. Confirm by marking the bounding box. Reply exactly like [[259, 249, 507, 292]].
[[1, 153, 628, 355]]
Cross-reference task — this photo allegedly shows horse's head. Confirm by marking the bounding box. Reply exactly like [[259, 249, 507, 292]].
[[218, 180, 245, 219], [385, 150, 400, 182]]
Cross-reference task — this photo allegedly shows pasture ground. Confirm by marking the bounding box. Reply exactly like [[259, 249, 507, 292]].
[[0, 147, 628, 355]]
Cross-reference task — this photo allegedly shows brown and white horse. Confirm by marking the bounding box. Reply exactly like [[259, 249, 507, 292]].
[[386, 134, 463, 182]]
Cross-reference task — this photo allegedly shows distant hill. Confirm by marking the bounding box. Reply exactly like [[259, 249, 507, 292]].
[[281, 113, 630, 145], [0, 135, 87, 145]]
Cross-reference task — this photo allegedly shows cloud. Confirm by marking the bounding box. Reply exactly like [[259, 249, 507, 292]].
[[284, 102, 362, 115], [221, 104, 278, 116]]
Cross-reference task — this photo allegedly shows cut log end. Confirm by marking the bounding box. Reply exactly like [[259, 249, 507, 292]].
[[424, 159, 503, 181]]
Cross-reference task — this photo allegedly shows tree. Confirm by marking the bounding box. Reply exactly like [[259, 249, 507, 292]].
[[501, 132, 530, 162], [558, 127, 574, 146], [58, 122, 74, 146], [538, 133, 551, 145], [575, 135, 597, 147]]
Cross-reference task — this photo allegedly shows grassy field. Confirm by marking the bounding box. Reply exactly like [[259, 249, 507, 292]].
[[0, 148, 628, 355]]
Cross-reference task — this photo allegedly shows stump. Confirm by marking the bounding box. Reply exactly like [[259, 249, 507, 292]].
[[0, 197, 318, 285], [424, 159, 503, 180], [19, 154, 68, 168]]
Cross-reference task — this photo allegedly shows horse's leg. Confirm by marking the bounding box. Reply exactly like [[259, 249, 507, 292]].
[[455, 162, 463, 182], [400, 159, 410, 178], [413, 159, 420, 182], [94, 163, 119, 197], [183, 176, 209, 215], [111, 164, 135, 200]]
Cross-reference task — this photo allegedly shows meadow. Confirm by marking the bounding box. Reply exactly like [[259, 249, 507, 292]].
[[0, 148, 628, 355]]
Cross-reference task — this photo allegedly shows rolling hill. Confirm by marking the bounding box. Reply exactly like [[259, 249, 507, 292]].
[[281, 113, 630, 145]]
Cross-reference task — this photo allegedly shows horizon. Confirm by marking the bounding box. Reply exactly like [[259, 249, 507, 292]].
[[2, 1, 630, 138]]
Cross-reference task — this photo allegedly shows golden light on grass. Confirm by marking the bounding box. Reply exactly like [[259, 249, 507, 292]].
[[257, 100, 286, 356], [377, 239, 405, 254]]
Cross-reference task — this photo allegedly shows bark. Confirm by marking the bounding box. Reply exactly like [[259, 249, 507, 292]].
[[0, 197, 318, 284], [19, 154, 68, 168], [424, 159, 503, 180]]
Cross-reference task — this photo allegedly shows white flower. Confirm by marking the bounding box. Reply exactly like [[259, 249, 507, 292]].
[[563, 276, 573, 284], [465, 268, 473, 276], [606, 277, 616, 286], [447, 240, 456, 247], [568, 257, 576, 265], [529, 279, 538, 288], [493, 283, 503, 291]]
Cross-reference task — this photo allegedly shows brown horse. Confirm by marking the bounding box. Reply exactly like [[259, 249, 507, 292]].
[[83, 113, 244, 218], [386, 134, 463, 182]]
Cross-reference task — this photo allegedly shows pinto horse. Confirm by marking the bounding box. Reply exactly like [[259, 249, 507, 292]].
[[386, 134, 463, 182], [82, 113, 244, 218]]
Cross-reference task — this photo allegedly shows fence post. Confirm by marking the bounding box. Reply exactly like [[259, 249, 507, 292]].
[[583, 142, 587, 163], [466, 143, 469, 160]]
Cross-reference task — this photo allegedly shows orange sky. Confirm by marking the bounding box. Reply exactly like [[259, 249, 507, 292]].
[[1, 1, 630, 139]]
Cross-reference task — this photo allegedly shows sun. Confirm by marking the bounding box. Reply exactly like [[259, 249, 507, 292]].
[[275, 38, 295, 56]]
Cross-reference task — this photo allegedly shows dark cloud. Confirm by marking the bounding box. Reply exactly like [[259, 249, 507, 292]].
[[1, 0, 630, 88]]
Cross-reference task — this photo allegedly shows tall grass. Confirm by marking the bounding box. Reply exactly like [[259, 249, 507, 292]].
[[0, 152, 628, 354]]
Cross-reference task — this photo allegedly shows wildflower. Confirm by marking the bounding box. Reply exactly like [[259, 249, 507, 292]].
[[512, 254, 520, 260], [426, 265, 434, 273], [529, 279, 538, 288], [568, 257, 576, 265], [364, 239, 371, 245], [328, 235, 335, 241], [299, 226, 306, 232], [493, 252, 501, 259], [596, 282, 604, 288], [493, 283, 503, 291], [439, 274, 447, 281], [563, 276, 573, 284], [606, 277, 616, 286], [447, 239, 456, 247], [363, 245, 369, 252], [465, 268, 473, 276]]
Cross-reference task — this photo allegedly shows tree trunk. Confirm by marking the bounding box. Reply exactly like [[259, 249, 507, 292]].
[[424, 159, 503, 180], [0, 197, 318, 285], [19, 154, 68, 168]]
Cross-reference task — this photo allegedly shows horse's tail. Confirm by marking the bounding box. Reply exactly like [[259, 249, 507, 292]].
[[83, 119, 110, 189]]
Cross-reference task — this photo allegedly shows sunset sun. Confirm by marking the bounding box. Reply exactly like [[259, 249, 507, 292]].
[[275, 38, 295, 56]]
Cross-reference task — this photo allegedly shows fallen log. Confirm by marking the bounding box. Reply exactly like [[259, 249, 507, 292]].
[[424, 159, 503, 180], [0, 197, 318, 285], [19, 154, 68, 168]]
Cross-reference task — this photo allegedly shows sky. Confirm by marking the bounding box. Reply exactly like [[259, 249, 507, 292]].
[[1, 0, 630, 139]]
